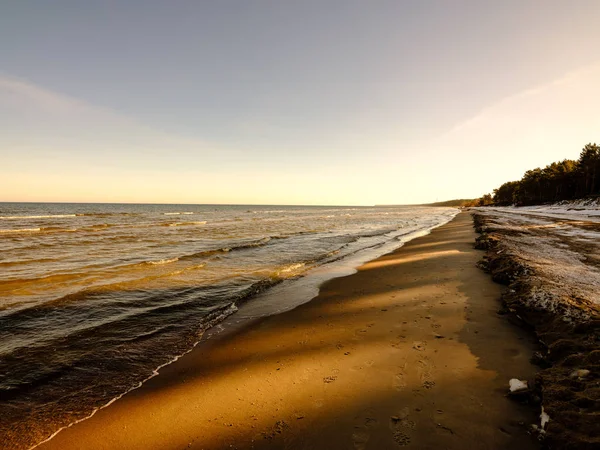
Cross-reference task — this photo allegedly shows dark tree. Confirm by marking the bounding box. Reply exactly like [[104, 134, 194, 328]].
[[478, 143, 598, 206], [577, 143, 600, 196], [493, 181, 520, 205]]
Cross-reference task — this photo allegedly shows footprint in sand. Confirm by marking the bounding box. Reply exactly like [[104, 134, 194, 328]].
[[391, 335, 407, 348], [412, 341, 426, 351], [417, 357, 436, 390], [390, 408, 414, 446], [364, 417, 378, 427], [352, 413, 379, 450], [392, 430, 411, 446], [352, 430, 370, 450], [299, 367, 314, 382], [393, 372, 407, 391], [422, 380, 436, 389]]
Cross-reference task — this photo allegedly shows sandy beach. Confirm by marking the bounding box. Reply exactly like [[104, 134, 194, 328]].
[[38, 212, 540, 450]]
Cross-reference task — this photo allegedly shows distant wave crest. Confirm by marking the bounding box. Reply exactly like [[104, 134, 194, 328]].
[[162, 221, 207, 227], [0, 228, 42, 234], [0, 214, 76, 220]]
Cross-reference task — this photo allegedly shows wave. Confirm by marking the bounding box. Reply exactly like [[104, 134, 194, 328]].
[[3, 237, 277, 286], [163, 212, 194, 216], [0, 264, 211, 321], [0, 223, 155, 237], [75, 213, 139, 217], [0, 228, 42, 234], [0, 225, 113, 235], [22, 303, 238, 450], [145, 257, 179, 266], [1, 251, 201, 286], [180, 237, 273, 260], [356, 227, 399, 239], [162, 221, 207, 227], [167, 263, 206, 277], [87, 224, 114, 230], [0, 257, 60, 268], [92, 261, 207, 286], [1, 257, 176, 286], [7, 235, 274, 284], [38, 226, 78, 233], [276, 262, 306, 276], [0, 214, 76, 220], [250, 210, 289, 214], [1, 278, 277, 355]]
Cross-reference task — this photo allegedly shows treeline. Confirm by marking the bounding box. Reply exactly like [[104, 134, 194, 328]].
[[424, 199, 477, 207], [472, 143, 600, 206]]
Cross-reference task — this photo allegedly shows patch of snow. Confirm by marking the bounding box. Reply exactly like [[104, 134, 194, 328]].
[[540, 407, 550, 430], [509, 378, 529, 393], [475, 206, 600, 319], [483, 198, 600, 223]]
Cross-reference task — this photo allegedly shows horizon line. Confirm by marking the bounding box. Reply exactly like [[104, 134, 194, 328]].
[[0, 200, 444, 207]]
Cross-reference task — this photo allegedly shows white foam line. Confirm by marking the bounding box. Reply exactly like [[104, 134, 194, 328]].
[[0, 228, 41, 234], [0, 215, 77, 220], [147, 257, 179, 265]]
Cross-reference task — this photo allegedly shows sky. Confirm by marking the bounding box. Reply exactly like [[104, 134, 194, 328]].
[[1, 1, 600, 205]]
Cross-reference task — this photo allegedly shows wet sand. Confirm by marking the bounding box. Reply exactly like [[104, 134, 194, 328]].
[[39, 212, 539, 450]]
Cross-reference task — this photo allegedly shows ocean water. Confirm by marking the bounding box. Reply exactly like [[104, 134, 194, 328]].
[[0, 203, 457, 449]]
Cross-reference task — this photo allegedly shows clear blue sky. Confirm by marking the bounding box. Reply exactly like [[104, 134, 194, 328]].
[[1, 1, 599, 204]]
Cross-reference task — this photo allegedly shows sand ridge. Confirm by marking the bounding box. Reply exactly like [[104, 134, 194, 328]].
[[39, 212, 539, 450]]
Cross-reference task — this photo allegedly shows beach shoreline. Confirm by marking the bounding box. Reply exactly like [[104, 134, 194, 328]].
[[37, 212, 541, 450], [0, 204, 458, 450]]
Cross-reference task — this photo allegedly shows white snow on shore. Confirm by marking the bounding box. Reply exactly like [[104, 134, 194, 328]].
[[486, 198, 600, 223], [474, 202, 600, 320]]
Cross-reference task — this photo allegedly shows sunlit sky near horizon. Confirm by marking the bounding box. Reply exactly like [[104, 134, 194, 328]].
[[2, 1, 600, 205]]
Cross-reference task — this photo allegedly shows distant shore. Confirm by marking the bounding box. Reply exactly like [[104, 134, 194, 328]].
[[36, 212, 541, 450]]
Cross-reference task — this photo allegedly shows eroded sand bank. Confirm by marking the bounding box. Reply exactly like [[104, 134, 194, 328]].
[[39, 212, 539, 450]]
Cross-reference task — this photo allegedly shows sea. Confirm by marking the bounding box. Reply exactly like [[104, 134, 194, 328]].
[[0, 202, 458, 449]]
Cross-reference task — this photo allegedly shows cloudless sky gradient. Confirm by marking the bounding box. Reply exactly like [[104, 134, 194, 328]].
[[1, 1, 600, 205]]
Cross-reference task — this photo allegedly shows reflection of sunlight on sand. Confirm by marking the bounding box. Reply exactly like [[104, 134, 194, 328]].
[[361, 249, 462, 270]]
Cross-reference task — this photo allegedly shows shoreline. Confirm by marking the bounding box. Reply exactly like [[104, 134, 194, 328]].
[[38, 212, 540, 450], [1, 206, 458, 450], [212, 212, 458, 328], [18, 211, 459, 450]]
